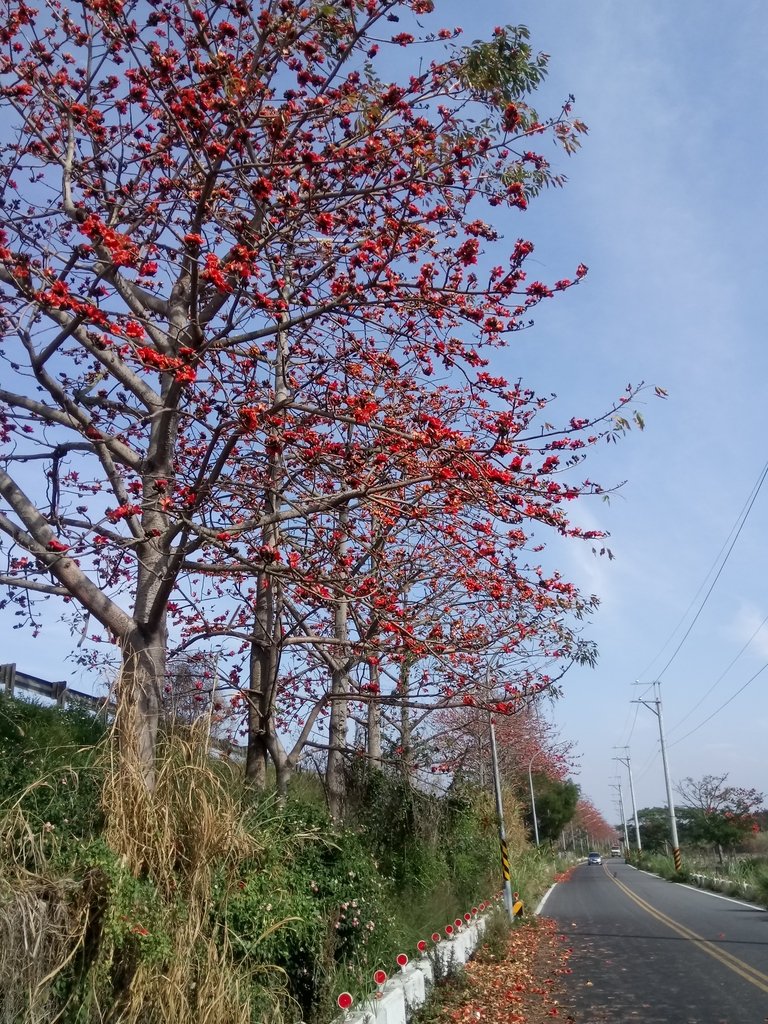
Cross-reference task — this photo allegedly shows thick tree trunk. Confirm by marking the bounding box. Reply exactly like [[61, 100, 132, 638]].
[[246, 722, 270, 788], [119, 376, 178, 790], [326, 509, 350, 822], [245, 360, 286, 787], [246, 622, 274, 782], [326, 663, 349, 822], [245, 574, 280, 787], [117, 628, 165, 792], [398, 659, 413, 780], [245, 642, 270, 787], [269, 733, 292, 800]]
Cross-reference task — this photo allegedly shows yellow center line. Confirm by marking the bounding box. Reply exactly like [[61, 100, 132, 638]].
[[606, 868, 768, 994]]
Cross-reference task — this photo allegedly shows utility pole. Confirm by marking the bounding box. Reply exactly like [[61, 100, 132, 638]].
[[610, 777, 630, 851], [486, 666, 514, 922], [614, 747, 642, 852], [632, 680, 681, 871], [528, 753, 540, 847]]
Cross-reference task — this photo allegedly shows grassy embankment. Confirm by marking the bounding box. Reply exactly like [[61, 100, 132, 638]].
[[0, 695, 564, 1024], [631, 849, 768, 903]]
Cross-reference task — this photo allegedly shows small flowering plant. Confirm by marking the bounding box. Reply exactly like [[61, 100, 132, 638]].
[[224, 806, 396, 1018]]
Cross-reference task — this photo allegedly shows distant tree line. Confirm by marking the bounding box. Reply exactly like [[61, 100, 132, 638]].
[[623, 774, 764, 863]]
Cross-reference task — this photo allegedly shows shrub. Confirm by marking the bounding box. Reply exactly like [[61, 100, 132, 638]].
[[0, 707, 542, 1024], [0, 723, 290, 1024], [226, 795, 398, 1021], [0, 695, 105, 857]]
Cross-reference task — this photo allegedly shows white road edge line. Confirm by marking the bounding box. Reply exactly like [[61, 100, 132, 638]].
[[676, 882, 765, 911], [631, 866, 765, 911], [535, 883, 557, 916]]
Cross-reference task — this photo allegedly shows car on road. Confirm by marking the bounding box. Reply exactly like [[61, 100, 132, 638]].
[[587, 852, 603, 865], [610, 846, 622, 858]]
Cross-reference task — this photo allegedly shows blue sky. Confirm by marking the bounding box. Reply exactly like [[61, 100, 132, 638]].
[[5, 1, 768, 827], [450, 0, 768, 823]]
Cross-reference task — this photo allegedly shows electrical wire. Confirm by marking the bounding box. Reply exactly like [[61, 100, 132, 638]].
[[635, 458, 768, 684], [654, 459, 768, 681], [623, 680, 653, 748], [619, 457, 768, 760], [668, 659, 768, 749], [633, 743, 661, 783], [611, 459, 768, 799], [622, 701, 641, 747], [668, 609, 768, 735]]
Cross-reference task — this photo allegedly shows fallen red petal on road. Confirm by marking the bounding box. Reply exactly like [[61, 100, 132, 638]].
[[425, 920, 573, 1024]]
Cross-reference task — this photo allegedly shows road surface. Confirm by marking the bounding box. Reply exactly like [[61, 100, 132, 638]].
[[542, 859, 768, 1023]]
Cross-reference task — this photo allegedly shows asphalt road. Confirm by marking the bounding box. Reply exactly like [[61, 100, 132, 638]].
[[541, 859, 768, 1023]]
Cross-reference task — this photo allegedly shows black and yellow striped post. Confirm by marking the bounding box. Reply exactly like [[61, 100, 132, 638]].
[[488, 706, 514, 921], [673, 847, 682, 872], [500, 838, 510, 884]]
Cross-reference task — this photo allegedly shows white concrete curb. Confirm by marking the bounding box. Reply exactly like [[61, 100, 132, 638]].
[[335, 916, 489, 1024]]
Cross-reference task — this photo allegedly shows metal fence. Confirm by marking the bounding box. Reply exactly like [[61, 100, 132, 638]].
[[1, 662, 109, 711], [0, 663, 245, 756]]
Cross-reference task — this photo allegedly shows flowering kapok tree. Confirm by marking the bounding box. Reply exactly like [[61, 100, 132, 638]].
[[572, 797, 617, 849], [0, 0, 650, 792], [168, 383, 630, 811]]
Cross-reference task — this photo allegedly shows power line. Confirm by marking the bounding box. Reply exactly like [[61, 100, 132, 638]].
[[620, 458, 768, 761], [632, 743, 661, 784], [635, 458, 768, 683], [613, 460, 768, 805], [623, 680, 653, 748], [668, 609, 768, 735], [654, 459, 768, 681], [668, 659, 768, 749], [622, 701, 641, 747]]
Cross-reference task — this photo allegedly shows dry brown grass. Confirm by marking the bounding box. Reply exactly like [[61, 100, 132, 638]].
[[0, 772, 92, 1024], [0, 705, 293, 1024], [0, 869, 84, 1024]]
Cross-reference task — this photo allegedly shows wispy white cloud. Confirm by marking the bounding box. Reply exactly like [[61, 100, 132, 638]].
[[727, 603, 768, 662], [554, 502, 617, 605]]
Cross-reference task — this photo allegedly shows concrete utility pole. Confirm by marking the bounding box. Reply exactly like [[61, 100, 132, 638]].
[[633, 680, 681, 871], [528, 753, 540, 848], [611, 777, 630, 851], [486, 666, 514, 922], [614, 747, 642, 852]]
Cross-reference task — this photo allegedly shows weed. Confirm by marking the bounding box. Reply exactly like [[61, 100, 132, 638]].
[[410, 967, 470, 1024]]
